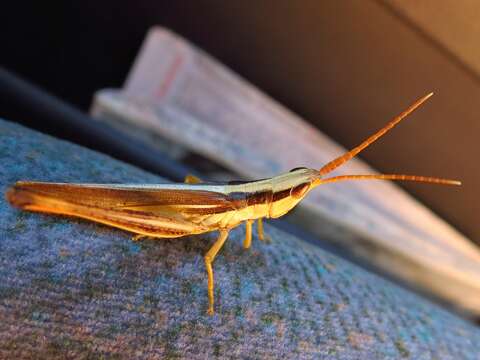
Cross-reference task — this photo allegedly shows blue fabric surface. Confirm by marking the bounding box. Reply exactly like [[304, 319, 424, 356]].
[[0, 119, 479, 359]]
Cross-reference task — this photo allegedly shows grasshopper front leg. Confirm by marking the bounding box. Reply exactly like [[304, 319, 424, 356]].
[[204, 229, 229, 315], [245, 219, 270, 248], [257, 218, 271, 243]]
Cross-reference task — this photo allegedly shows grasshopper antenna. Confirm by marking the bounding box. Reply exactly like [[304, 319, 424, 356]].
[[314, 92, 461, 187], [318, 92, 434, 176], [318, 174, 461, 186]]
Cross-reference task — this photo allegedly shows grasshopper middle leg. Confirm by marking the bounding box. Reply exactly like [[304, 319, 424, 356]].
[[184, 174, 202, 184], [243, 220, 253, 249]]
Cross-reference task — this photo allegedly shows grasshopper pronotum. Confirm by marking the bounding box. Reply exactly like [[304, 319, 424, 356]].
[[6, 93, 460, 314]]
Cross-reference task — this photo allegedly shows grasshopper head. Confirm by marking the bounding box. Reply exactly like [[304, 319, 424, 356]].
[[269, 93, 462, 217], [268, 167, 320, 218]]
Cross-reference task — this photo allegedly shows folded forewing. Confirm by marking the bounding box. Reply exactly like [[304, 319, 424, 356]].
[[6, 182, 242, 237], [9, 182, 237, 208]]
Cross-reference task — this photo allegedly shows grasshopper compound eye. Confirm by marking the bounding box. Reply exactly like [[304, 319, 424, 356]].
[[290, 182, 311, 199], [289, 167, 308, 172]]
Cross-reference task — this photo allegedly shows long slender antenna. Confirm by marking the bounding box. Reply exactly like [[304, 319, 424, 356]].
[[318, 92, 434, 176], [317, 174, 461, 186]]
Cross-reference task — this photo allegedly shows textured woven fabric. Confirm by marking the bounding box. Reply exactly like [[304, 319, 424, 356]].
[[0, 119, 479, 359]]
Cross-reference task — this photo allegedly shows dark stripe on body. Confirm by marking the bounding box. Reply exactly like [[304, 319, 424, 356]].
[[246, 190, 273, 206], [272, 188, 291, 202]]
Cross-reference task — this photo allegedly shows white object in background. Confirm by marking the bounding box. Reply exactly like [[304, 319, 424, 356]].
[[91, 27, 480, 317]]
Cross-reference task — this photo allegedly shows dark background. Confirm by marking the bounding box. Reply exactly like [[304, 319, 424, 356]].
[[0, 1, 477, 242]]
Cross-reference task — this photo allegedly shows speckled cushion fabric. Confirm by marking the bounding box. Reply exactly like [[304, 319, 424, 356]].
[[0, 119, 479, 359]]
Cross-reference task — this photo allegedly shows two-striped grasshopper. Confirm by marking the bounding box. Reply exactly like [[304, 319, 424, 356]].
[[6, 93, 460, 314]]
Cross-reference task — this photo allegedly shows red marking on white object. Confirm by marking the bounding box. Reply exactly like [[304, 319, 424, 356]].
[[156, 55, 183, 100]]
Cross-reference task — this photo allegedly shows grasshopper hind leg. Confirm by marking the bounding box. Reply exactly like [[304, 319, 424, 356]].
[[204, 229, 229, 315], [132, 234, 149, 241]]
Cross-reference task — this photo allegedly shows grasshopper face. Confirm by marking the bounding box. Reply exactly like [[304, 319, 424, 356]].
[[268, 167, 320, 218]]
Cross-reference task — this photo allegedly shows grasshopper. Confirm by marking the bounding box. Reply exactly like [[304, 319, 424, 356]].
[[6, 93, 460, 314]]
